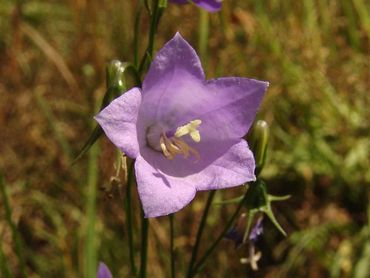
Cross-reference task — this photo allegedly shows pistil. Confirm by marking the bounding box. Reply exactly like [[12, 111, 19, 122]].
[[147, 119, 202, 161]]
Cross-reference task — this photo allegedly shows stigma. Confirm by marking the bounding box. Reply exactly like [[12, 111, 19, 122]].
[[147, 119, 202, 161]]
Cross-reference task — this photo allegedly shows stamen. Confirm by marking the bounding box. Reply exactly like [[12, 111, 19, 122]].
[[152, 119, 202, 161], [171, 137, 190, 158], [158, 134, 200, 162], [172, 137, 200, 161], [160, 136, 173, 160]]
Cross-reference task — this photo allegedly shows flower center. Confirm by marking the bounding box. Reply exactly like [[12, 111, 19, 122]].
[[146, 119, 202, 161]]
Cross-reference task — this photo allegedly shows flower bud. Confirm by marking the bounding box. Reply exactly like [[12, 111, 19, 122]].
[[106, 60, 126, 92], [249, 120, 270, 176]]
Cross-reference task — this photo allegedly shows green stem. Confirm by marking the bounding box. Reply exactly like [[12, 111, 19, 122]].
[[0, 237, 12, 278], [169, 214, 176, 278], [138, 0, 164, 75], [133, 1, 143, 68], [191, 192, 249, 276], [125, 162, 137, 277], [186, 191, 216, 278], [84, 137, 99, 278], [139, 211, 149, 278], [198, 9, 209, 69], [0, 174, 26, 278]]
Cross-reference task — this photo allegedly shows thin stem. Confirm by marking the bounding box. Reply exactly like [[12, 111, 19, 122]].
[[169, 214, 176, 278], [0, 238, 12, 278], [191, 192, 249, 276], [84, 135, 99, 278], [198, 9, 209, 69], [125, 161, 137, 277], [138, 0, 164, 75], [0, 174, 26, 277], [139, 211, 149, 278], [186, 191, 216, 278], [146, 0, 159, 58], [133, 0, 143, 68]]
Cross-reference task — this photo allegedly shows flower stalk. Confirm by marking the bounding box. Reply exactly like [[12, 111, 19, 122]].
[[186, 191, 216, 278], [191, 190, 250, 275], [169, 214, 176, 278], [139, 210, 149, 278], [125, 161, 138, 277]]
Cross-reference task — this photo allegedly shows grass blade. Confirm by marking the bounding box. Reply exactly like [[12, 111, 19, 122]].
[[0, 174, 26, 277]]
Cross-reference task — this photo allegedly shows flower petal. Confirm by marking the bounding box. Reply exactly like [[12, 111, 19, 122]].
[[193, 0, 222, 12], [199, 77, 268, 140], [95, 87, 141, 158], [191, 139, 256, 190], [97, 262, 112, 278], [135, 155, 196, 217], [140, 33, 206, 128], [143, 33, 205, 94], [170, 0, 222, 12]]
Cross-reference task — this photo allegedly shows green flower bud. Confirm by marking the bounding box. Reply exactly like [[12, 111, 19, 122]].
[[249, 120, 270, 176], [106, 60, 126, 92]]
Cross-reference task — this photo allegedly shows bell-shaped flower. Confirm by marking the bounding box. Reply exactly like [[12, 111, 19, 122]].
[[95, 33, 268, 217], [169, 0, 222, 12]]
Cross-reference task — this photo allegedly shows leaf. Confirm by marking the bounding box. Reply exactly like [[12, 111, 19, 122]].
[[72, 125, 103, 164], [214, 195, 244, 205]]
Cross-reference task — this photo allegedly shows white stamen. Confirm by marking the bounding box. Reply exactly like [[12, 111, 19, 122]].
[[147, 119, 202, 161]]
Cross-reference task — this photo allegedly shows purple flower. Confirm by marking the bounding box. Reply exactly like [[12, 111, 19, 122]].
[[95, 33, 268, 217], [249, 216, 263, 242], [97, 262, 112, 278], [169, 0, 222, 12]]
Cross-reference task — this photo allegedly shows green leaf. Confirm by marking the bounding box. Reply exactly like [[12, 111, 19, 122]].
[[214, 195, 244, 205], [72, 125, 103, 164], [262, 206, 287, 236]]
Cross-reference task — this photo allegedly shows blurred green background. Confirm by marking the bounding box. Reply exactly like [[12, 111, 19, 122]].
[[0, 0, 369, 277]]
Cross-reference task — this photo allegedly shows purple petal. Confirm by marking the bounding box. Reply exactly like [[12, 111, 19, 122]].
[[136, 140, 254, 217], [249, 217, 263, 242], [201, 77, 269, 140], [97, 262, 112, 278], [170, 0, 222, 12], [142, 32, 204, 102], [135, 156, 196, 217], [192, 140, 256, 191], [95, 88, 142, 159], [192, 0, 222, 12], [138, 33, 207, 142]]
